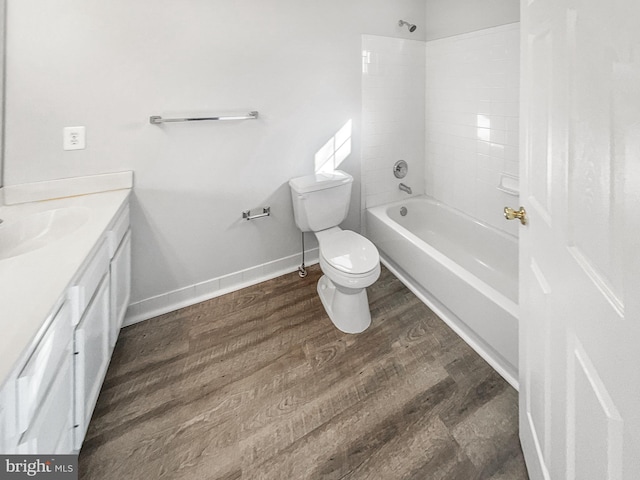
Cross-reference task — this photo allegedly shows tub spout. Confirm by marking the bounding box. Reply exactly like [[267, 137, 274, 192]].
[[399, 183, 412, 194]]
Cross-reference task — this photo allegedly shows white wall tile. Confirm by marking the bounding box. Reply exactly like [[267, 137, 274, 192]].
[[425, 23, 520, 236], [362, 35, 426, 206], [504, 145, 519, 162]]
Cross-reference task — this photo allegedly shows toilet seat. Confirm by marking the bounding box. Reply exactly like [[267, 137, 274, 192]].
[[320, 255, 381, 290], [316, 229, 379, 275], [316, 228, 380, 290]]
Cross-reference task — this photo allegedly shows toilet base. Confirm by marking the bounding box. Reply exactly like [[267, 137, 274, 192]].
[[317, 275, 372, 334]]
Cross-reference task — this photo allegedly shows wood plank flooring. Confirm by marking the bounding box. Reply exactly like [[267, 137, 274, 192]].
[[79, 265, 529, 480]]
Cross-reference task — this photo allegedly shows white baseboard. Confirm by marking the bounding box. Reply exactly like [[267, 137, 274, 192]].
[[380, 255, 519, 391], [123, 248, 319, 327]]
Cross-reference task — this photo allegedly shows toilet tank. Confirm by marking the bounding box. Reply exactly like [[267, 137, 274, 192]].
[[289, 170, 353, 232]]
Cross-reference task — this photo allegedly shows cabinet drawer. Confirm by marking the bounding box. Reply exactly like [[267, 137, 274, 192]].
[[17, 351, 74, 454], [72, 239, 110, 322], [16, 300, 73, 435], [107, 204, 130, 257]]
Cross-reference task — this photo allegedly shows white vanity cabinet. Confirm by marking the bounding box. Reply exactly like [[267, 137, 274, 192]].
[[72, 203, 131, 449], [0, 195, 131, 454]]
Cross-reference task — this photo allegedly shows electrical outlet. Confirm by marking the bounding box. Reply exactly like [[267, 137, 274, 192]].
[[63, 126, 86, 151]]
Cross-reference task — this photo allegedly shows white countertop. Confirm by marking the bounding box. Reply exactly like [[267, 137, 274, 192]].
[[0, 188, 131, 387]]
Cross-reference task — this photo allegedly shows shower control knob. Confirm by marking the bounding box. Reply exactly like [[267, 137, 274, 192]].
[[504, 206, 527, 225], [393, 160, 408, 179]]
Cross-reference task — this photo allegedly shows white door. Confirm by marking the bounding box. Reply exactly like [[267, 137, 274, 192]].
[[518, 0, 640, 479]]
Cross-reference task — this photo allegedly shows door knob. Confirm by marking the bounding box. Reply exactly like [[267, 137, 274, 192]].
[[504, 206, 527, 225]]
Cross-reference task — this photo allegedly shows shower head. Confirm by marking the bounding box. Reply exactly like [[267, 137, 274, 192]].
[[398, 20, 417, 32]]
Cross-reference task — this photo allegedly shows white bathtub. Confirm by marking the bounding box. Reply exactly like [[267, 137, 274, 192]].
[[366, 196, 519, 388]]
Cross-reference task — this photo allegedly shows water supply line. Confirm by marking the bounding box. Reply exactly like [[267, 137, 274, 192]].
[[298, 232, 307, 278]]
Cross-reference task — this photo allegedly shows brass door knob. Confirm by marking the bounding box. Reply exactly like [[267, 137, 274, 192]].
[[504, 206, 527, 225]]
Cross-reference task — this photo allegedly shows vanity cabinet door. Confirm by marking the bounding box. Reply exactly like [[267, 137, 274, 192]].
[[16, 300, 73, 436], [0, 382, 18, 453], [109, 230, 131, 348], [74, 273, 110, 450], [17, 352, 74, 454]]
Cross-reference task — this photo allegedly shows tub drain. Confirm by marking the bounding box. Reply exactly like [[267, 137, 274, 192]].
[[400, 206, 408, 216]]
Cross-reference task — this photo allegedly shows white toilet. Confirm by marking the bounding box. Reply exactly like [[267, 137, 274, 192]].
[[289, 170, 380, 333]]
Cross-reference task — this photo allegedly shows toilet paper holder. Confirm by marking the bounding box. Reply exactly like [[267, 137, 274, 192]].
[[242, 206, 271, 221]]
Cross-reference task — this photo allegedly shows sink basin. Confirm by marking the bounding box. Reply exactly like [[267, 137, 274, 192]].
[[0, 207, 91, 260]]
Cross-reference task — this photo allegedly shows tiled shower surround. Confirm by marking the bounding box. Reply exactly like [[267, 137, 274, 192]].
[[425, 23, 520, 235], [362, 35, 426, 209], [362, 23, 520, 236]]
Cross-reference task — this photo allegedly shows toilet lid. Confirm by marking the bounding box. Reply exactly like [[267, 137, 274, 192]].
[[320, 230, 379, 274]]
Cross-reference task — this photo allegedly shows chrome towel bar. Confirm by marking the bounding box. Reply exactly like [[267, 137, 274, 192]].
[[242, 207, 270, 221], [150, 111, 259, 125]]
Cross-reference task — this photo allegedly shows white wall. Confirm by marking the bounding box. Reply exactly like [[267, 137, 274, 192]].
[[425, 23, 520, 236], [362, 35, 426, 209], [4, 0, 426, 319], [425, 0, 519, 40]]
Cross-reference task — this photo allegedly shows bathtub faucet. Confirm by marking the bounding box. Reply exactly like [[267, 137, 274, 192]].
[[399, 183, 412, 195]]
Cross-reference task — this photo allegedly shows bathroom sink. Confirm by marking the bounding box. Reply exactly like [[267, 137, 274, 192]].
[[0, 207, 91, 261]]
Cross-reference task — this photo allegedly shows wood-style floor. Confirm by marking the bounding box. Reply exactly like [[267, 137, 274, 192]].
[[79, 265, 529, 480]]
